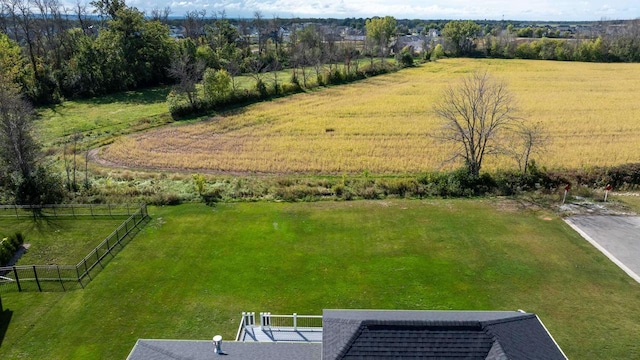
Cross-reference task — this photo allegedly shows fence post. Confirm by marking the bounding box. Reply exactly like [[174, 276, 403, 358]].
[[71, 205, 75, 218], [33, 266, 42, 292], [108, 203, 112, 217], [84, 259, 91, 280], [13, 267, 21, 292], [116, 228, 122, 246], [293, 313, 297, 331], [76, 265, 84, 289], [14, 204, 18, 218], [106, 237, 112, 257], [57, 266, 65, 291], [90, 204, 94, 217]]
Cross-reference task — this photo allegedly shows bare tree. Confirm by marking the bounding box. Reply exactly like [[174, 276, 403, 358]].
[[150, 6, 170, 24], [0, 77, 64, 204], [184, 9, 205, 38], [510, 122, 549, 174], [168, 53, 204, 106], [74, 0, 91, 34], [253, 11, 265, 54], [434, 71, 522, 177], [0, 80, 37, 181]]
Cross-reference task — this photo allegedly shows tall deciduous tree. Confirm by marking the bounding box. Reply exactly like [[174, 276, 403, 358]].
[[365, 16, 397, 60], [442, 20, 481, 56], [0, 31, 26, 87], [0, 77, 63, 204], [434, 71, 522, 177]]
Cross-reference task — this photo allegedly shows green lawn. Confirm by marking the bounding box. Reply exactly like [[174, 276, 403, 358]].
[[33, 60, 394, 150], [618, 195, 640, 212], [1, 200, 640, 359], [0, 216, 128, 265], [35, 87, 173, 148]]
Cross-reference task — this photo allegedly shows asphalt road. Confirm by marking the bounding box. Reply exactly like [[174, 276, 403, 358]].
[[565, 215, 640, 283]]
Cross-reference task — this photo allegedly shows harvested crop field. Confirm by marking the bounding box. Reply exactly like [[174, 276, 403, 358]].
[[100, 58, 640, 174]]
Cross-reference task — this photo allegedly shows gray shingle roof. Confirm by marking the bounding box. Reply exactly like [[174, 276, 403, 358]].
[[484, 315, 567, 360], [127, 340, 320, 360], [322, 310, 566, 360], [127, 310, 566, 360]]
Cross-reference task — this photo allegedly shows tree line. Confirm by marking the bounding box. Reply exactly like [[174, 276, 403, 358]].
[[0, 0, 406, 108], [443, 19, 640, 62], [2, 0, 639, 107]]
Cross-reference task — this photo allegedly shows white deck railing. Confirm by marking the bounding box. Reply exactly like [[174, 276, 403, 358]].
[[259, 312, 323, 331], [236, 311, 323, 342]]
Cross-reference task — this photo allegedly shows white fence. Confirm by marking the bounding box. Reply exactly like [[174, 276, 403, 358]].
[[259, 312, 323, 330], [235, 311, 323, 341]]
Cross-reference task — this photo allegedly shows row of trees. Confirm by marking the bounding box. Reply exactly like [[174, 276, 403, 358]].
[[2, 0, 640, 106], [0, 0, 407, 107], [0, 0, 177, 104], [443, 19, 640, 62]]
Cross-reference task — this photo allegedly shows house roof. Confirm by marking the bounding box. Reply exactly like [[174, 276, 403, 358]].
[[322, 310, 567, 360], [127, 309, 566, 360], [127, 340, 321, 360]]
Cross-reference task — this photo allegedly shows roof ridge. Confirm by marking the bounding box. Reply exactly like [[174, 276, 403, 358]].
[[480, 313, 535, 327], [480, 315, 535, 352], [333, 322, 366, 360]]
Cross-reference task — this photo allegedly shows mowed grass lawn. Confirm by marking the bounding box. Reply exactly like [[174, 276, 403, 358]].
[[101, 58, 640, 174], [35, 87, 172, 148], [0, 216, 127, 265], [1, 200, 640, 359]]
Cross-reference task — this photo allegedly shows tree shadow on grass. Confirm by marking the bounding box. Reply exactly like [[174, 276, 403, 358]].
[[44, 87, 172, 114], [0, 297, 12, 348], [83, 86, 172, 105]]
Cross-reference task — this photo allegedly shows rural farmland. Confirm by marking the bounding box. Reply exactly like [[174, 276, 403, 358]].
[[99, 58, 640, 174]]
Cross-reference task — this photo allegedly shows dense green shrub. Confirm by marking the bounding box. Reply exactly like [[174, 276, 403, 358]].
[[605, 163, 640, 190], [0, 232, 25, 266], [360, 61, 397, 77]]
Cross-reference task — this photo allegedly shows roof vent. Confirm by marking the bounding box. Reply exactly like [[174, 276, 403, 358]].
[[212, 335, 225, 355], [517, 309, 526, 313]]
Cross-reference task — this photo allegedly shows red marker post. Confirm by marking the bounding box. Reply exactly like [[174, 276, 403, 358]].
[[562, 184, 571, 204], [604, 184, 613, 202]]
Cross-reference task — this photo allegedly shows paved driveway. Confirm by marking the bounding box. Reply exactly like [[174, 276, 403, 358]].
[[565, 215, 640, 283]]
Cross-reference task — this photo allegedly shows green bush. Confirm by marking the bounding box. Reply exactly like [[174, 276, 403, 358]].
[[0, 232, 25, 265], [360, 62, 397, 77], [274, 185, 326, 201]]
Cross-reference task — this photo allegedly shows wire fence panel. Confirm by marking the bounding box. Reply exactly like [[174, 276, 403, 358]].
[[0, 204, 149, 293], [0, 204, 136, 218]]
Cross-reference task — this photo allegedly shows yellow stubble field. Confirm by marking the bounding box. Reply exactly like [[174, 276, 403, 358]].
[[100, 58, 640, 174]]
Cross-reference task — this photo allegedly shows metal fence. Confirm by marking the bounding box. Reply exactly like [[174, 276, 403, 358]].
[[0, 204, 149, 293], [0, 203, 139, 218]]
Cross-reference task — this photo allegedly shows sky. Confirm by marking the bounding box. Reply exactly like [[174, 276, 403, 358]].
[[108, 0, 640, 21]]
